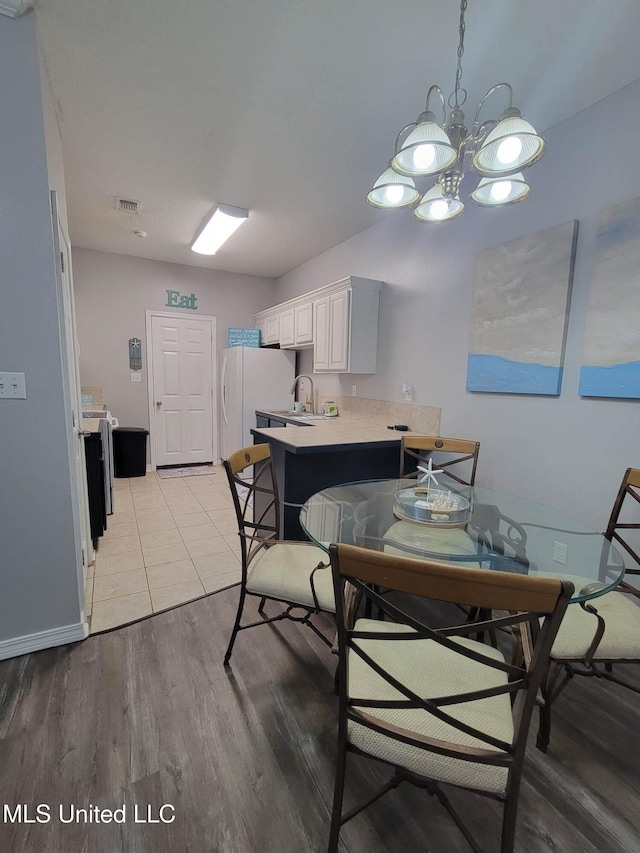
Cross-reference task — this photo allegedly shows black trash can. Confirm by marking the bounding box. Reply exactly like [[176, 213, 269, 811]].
[[113, 427, 149, 478]]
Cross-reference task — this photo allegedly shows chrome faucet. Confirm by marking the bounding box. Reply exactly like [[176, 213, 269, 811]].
[[289, 374, 315, 413]]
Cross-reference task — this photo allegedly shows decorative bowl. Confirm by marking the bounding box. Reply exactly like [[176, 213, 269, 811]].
[[393, 487, 471, 527]]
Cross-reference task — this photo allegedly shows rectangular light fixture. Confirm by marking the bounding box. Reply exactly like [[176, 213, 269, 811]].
[[191, 203, 248, 255]]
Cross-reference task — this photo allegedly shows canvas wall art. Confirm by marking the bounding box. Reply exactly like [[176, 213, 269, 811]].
[[579, 196, 640, 398], [466, 220, 578, 395]]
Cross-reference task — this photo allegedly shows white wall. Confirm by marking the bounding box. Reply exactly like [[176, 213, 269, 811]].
[[275, 80, 640, 529], [72, 248, 277, 435], [0, 13, 83, 648]]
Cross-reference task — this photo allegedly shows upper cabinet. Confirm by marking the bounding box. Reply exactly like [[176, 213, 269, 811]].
[[278, 301, 314, 349], [264, 313, 280, 345], [294, 301, 313, 346], [313, 290, 350, 371], [278, 308, 295, 347], [254, 277, 382, 373]]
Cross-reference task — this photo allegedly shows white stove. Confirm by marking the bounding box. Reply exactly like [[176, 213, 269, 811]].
[[82, 409, 119, 515]]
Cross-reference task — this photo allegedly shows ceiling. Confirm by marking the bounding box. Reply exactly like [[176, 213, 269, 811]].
[[36, 0, 640, 278]]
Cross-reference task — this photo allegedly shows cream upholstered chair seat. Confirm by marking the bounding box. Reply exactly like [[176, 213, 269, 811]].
[[551, 591, 640, 660], [347, 619, 513, 794], [246, 542, 335, 613]]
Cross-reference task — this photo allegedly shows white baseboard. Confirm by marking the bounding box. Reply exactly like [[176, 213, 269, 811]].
[[146, 464, 154, 473], [0, 621, 88, 661]]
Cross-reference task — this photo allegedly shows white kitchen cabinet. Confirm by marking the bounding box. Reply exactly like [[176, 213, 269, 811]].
[[255, 319, 266, 346], [314, 291, 350, 371], [254, 276, 381, 371], [312, 296, 330, 369], [278, 301, 313, 349], [328, 289, 350, 371], [313, 278, 380, 373], [264, 313, 280, 345], [279, 308, 295, 347], [294, 301, 313, 345]]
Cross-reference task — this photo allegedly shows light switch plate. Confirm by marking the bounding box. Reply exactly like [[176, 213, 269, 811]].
[[131, 372, 142, 383], [0, 372, 26, 398]]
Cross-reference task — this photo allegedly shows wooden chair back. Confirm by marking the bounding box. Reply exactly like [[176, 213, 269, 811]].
[[329, 542, 572, 800], [400, 435, 480, 486], [605, 467, 640, 582]]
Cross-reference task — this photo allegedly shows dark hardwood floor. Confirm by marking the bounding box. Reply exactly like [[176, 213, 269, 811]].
[[1, 588, 639, 852]]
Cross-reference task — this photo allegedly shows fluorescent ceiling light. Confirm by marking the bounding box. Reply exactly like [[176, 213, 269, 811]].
[[191, 204, 248, 255]]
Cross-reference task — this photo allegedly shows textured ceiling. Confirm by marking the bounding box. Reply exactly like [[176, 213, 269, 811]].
[[36, 0, 640, 278]]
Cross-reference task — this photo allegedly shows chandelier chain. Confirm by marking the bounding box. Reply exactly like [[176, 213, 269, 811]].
[[452, 0, 468, 109]]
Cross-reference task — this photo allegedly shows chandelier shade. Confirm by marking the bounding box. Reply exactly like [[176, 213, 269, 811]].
[[391, 115, 458, 177], [470, 173, 530, 207], [366, 167, 420, 209], [413, 184, 464, 222], [471, 111, 545, 176]]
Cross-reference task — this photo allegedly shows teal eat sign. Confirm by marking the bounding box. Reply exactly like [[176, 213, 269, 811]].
[[166, 290, 197, 310]]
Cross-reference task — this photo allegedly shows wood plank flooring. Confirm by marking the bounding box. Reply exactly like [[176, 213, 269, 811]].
[[1, 588, 639, 852]]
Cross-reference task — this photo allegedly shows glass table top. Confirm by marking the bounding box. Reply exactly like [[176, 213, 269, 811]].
[[300, 479, 625, 603]]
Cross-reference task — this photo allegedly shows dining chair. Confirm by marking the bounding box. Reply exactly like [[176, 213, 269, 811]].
[[399, 435, 480, 486], [328, 542, 573, 853], [467, 502, 529, 573], [537, 467, 640, 752], [222, 443, 335, 665]]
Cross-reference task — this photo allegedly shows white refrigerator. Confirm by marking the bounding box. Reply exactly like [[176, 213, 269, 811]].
[[220, 346, 296, 459]]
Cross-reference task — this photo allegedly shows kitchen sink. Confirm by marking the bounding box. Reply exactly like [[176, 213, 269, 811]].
[[267, 410, 330, 421], [289, 414, 328, 420]]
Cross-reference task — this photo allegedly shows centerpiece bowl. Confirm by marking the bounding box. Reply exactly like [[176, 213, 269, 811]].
[[393, 486, 471, 527]]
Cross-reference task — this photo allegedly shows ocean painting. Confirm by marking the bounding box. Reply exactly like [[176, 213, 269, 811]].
[[579, 196, 640, 399], [466, 220, 578, 395]]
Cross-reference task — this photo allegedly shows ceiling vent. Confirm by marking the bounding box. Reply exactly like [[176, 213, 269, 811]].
[[115, 196, 141, 214]]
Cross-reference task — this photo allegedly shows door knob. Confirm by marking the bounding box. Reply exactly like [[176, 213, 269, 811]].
[[156, 401, 162, 408]]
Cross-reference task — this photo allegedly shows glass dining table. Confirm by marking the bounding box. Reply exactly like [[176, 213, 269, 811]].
[[300, 478, 625, 603]]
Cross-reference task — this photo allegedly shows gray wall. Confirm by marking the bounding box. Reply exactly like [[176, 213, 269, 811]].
[[72, 248, 277, 437], [0, 14, 82, 643], [275, 80, 640, 530]]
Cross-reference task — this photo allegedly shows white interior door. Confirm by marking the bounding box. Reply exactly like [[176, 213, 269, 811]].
[[151, 314, 215, 466]]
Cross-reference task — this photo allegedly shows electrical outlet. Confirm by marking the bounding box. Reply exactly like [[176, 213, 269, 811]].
[[553, 541, 567, 565], [351, 385, 357, 397], [402, 383, 413, 402]]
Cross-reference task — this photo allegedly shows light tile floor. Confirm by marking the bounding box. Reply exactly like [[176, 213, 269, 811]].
[[87, 467, 241, 633]]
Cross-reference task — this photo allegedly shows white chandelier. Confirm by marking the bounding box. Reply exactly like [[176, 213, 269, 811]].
[[367, 0, 545, 222]]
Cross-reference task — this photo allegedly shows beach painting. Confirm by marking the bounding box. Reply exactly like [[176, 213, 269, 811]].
[[579, 197, 640, 398], [466, 220, 578, 395]]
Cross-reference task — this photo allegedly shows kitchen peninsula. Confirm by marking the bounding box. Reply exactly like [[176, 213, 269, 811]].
[[251, 411, 420, 539]]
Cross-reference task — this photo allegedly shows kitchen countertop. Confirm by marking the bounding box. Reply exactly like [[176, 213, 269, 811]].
[[252, 410, 420, 455], [81, 418, 104, 434]]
